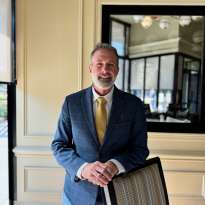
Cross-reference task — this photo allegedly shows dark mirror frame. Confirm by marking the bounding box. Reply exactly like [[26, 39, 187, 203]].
[[102, 5, 205, 133]]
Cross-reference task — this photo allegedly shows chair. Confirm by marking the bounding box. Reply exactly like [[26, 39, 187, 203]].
[[104, 157, 169, 205]]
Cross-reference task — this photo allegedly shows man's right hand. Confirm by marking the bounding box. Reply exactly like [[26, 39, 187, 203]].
[[81, 161, 113, 187]]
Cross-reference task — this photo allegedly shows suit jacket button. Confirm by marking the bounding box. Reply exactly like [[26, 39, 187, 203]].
[[74, 176, 80, 182]]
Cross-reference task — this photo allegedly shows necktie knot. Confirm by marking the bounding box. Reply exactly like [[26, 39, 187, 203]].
[[96, 97, 107, 105]]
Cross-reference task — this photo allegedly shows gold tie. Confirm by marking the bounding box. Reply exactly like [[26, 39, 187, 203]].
[[95, 97, 107, 144]]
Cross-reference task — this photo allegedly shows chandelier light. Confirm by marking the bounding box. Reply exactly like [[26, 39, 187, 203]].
[[132, 15, 203, 29], [179, 16, 191, 26], [159, 19, 170, 29], [141, 16, 153, 29]]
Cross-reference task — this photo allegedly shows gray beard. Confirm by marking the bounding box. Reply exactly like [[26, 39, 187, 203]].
[[92, 76, 115, 89]]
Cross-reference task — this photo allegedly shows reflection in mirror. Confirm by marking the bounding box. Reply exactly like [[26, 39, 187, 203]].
[[110, 15, 203, 124]]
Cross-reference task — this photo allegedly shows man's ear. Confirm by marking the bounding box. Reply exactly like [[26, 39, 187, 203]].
[[89, 64, 92, 73]]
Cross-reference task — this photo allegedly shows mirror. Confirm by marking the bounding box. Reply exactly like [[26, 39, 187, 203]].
[[102, 5, 205, 132]]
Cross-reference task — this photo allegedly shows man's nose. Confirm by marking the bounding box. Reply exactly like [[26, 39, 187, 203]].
[[101, 64, 110, 72]]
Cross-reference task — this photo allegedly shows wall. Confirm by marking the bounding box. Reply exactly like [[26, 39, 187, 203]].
[[14, 0, 205, 204]]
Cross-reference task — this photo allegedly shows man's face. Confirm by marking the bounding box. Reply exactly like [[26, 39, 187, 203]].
[[89, 49, 119, 90]]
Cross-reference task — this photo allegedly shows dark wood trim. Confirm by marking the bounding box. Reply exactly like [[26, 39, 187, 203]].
[[102, 5, 205, 133], [102, 5, 205, 16], [127, 59, 131, 93], [9, 1, 16, 204], [199, 18, 205, 125], [7, 83, 16, 205], [110, 17, 131, 27]]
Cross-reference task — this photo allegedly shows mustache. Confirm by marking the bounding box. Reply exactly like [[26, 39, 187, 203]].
[[98, 75, 112, 79], [98, 76, 112, 81]]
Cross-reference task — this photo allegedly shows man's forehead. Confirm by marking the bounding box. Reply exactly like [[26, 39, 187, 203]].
[[92, 49, 117, 58]]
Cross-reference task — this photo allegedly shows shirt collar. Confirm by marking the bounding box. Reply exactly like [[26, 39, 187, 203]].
[[92, 86, 114, 103]]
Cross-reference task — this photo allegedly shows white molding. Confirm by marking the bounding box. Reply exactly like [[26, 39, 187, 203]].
[[13, 144, 205, 160], [77, 0, 83, 90], [164, 171, 205, 199], [96, 0, 102, 43], [202, 176, 205, 199], [13, 146, 52, 157], [24, 166, 64, 192], [150, 150, 205, 160], [148, 132, 205, 152], [129, 38, 180, 58], [129, 38, 201, 58]]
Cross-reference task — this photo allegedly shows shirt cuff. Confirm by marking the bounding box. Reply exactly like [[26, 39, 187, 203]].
[[109, 159, 125, 174], [76, 162, 88, 180]]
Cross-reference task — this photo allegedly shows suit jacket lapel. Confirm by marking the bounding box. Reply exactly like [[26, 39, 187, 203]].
[[103, 87, 125, 146], [81, 87, 100, 147]]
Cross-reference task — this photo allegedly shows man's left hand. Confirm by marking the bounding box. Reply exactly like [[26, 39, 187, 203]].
[[104, 161, 119, 178]]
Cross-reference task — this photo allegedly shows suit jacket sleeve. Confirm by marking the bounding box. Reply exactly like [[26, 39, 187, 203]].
[[112, 99, 149, 172], [51, 97, 86, 182]]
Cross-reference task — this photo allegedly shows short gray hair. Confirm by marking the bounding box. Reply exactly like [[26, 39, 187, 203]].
[[91, 43, 119, 60]]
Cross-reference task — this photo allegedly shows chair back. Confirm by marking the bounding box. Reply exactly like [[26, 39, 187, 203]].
[[105, 157, 169, 205]]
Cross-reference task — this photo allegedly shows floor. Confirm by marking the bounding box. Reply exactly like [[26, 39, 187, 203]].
[[0, 120, 9, 205]]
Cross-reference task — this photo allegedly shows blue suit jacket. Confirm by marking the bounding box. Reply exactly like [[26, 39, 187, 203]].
[[51, 86, 149, 205]]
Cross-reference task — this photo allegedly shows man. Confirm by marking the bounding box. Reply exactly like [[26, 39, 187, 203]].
[[51, 43, 149, 205]]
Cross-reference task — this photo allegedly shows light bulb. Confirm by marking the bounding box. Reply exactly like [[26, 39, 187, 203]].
[[141, 16, 152, 29], [159, 19, 170, 29], [179, 16, 191, 26]]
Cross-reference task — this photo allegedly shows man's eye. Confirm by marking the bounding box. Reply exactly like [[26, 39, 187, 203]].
[[96, 63, 103, 67], [107, 63, 115, 67]]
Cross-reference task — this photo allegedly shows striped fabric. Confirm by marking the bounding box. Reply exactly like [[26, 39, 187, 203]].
[[112, 163, 167, 205]]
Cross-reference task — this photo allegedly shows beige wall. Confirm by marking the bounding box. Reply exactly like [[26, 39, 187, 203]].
[[14, 0, 205, 204]]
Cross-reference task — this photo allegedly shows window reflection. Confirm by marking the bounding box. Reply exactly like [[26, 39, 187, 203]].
[[110, 15, 203, 124]]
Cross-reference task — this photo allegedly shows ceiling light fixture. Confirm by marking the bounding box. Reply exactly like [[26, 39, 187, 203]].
[[141, 16, 153, 29], [159, 19, 170, 29]]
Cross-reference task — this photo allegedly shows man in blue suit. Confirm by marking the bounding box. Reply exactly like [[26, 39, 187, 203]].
[[51, 43, 149, 205]]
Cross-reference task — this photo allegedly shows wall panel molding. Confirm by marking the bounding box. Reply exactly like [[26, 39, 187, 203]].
[[16, 0, 84, 146], [24, 166, 64, 192], [148, 132, 205, 152]]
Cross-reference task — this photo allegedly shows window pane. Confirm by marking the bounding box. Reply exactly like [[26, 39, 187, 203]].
[[145, 57, 158, 110], [115, 59, 124, 90], [123, 59, 129, 92], [125, 26, 130, 56], [111, 21, 125, 56], [158, 55, 175, 113], [145, 57, 159, 89], [130, 59, 144, 100], [160, 55, 175, 90], [189, 72, 198, 113], [182, 72, 189, 108], [0, 0, 12, 82]]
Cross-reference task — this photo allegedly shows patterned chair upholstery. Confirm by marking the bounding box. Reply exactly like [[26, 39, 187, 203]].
[[105, 157, 169, 205]]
